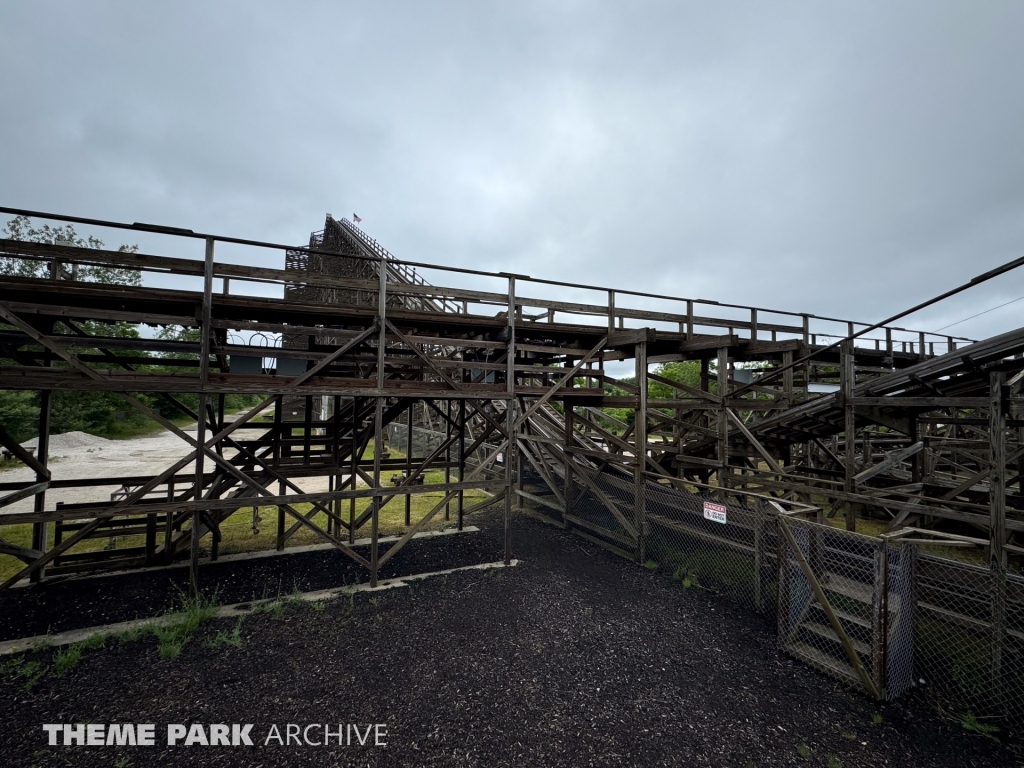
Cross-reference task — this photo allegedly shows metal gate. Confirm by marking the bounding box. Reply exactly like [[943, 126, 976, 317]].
[[777, 514, 914, 700]]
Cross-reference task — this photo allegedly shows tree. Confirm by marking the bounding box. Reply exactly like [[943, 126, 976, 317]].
[[1, 215, 142, 285], [601, 360, 705, 429], [0, 217, 147, 441]]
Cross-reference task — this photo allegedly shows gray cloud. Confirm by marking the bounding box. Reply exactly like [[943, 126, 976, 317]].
[[2, 1, 1023, 342]]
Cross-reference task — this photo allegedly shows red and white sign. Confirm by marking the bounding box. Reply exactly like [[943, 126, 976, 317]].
[[703, 501, 727, 524]]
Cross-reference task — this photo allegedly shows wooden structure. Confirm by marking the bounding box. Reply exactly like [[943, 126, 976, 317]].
[[0, 205, 1020, 596]]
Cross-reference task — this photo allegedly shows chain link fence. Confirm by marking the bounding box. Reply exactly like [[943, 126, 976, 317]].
[[912, 550, 1024, 737], [775, 516, 915, 701], [515, 445, 1024, 736], [642, 477, 776, 614]]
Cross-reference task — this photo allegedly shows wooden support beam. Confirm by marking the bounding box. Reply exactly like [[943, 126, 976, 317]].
[[853, 441, 924, 485], [726, 408, 786, 476], [512, 335, 607, 432], [0, 481, 49, 510], [841, 339, 856, 530], [635, 338, 648, 563]]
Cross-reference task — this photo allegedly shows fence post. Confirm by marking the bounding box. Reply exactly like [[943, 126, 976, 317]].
[[871, 537, 889, 699], [841, 339, 856, 531], [990, 370, 1008, 717], [753, 502, 764, 612], [992, 565, 1008, 719], [564, 405, 574, 529], [717, 346, 729, 488], [776, 512, 790, 641], [635, 339, 648, 564]]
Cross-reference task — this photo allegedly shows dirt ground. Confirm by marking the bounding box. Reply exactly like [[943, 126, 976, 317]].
[[0, 509, 1018, 768]]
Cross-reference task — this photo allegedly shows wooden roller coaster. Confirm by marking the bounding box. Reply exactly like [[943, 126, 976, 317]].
[[0, 205, 1019, 599]]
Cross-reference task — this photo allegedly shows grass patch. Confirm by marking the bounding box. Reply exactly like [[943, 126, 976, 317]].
[[151, 590, 219, 660], [0, 655, 48, 690], [960, 711, 1000, 740], [204, 617, 245, 650], [0, 456, 24, 473], [52, 644, 83, 676], [673, 566, 699, 590], [0, 463, 490, 582], [115, 624, 150, 643]]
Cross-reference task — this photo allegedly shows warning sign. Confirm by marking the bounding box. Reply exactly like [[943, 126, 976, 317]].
[[703, 501, 727, 524]]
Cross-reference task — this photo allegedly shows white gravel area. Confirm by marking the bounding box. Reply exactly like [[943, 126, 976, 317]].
[[20, 431, 114, 452], [0, 417, 340, 516]]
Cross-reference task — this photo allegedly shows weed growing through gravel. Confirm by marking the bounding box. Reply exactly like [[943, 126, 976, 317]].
[[252, 599, 288, 619], [827, 756, 843, 768], [52, 632, 108, 676], [0, 630, 111, 689], [959, 711, 1000, 740], [204, 618, 245, 650], [0, 655, 48, 690], [151, 589, 220, 659], [115, 624, 149, 643], [673, 566, 698, 589], [871, 713, 883, 725], [796, 743, 812, 759], [52, 644, 83, 676]]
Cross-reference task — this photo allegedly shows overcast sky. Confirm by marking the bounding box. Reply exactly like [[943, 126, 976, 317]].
[[2, 1, 1024, 343]]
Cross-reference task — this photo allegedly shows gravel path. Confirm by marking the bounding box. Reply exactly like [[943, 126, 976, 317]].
[[0, 510, 1017, 767], [0, 526, 499, 641]]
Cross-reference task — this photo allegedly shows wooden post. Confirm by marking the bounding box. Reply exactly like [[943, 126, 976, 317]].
[[371, 255, 387, 587], [782, 350, 793, 405], [303, 393, 313, 465], [635, 339, 648, 563], [405, 401, 413, 526], [801, 315, 811, 401], [777, 511, 791, 639], [990, 371, 1007, 568], [564, 404, 574, 528], [753, 502, 764, 612], [990, 370, 1008, 715], [505, 276, 516, 564], [29, 389, 51, 582], [349, 396, 358, 544], [445, 399, 452, 520], [717, 346, 729, 484], [841, 339, 856, 531], [333, 394, 342, 535], [190, 237, 215, 593], [458, 399, 466, 530], [871, 538, 888, 697]]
